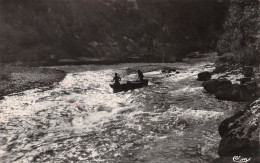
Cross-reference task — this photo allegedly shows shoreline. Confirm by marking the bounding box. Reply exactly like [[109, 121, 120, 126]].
[[212, 65, 260, 163], [0, 58, 203, 99], [0, 66, 66, 100], [1, 52, 256, 162]]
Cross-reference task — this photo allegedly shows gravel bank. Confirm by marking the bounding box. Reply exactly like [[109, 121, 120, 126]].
[[0, 66, 66, 99]]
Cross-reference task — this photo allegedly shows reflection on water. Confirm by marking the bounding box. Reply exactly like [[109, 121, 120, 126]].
[[0, 63, 246, 162]]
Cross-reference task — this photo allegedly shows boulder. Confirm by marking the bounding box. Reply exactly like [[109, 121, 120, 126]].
[[242, 66, 254, 77], [202, 79, 219, 93], [214, 99, 260, 162], [215, 83, 255, 102], [217, 79, 232, 87], [215, 83, 234, 101], [202, 78, 256, 101], [197, 71, 211, 81], [215, 90, 232, 101], [203, 79, 232, 93], [203, 77, 257, 101]]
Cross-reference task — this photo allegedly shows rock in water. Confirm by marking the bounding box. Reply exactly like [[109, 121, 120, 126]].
[[202, 78, 255, 101], [203, 79, 219, 93], [202, 79, 232, 93], [214, 98, 260, 163], [215, 84, 234, 101], [217, 79, 232, 87], [215, 83, 255, 102], [197, 71, 211, 81]]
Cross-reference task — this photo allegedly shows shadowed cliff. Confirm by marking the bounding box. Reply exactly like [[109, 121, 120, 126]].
[[0, 0, 229, 63]]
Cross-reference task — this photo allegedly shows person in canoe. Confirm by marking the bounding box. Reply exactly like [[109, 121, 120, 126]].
[[137, 70, 144, 82], [112, 73, 121, 85]]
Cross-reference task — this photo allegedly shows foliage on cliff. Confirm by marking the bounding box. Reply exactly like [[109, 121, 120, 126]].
[[0, 0, 228, 63], [216, 0, 259, 63]]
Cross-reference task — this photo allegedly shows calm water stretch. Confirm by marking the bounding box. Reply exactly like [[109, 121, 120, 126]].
[[0, 61, 245, 162]]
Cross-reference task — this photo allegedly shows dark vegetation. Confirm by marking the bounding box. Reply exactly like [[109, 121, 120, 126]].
[[216, 0, 259, 55], [216, 0, 259, 68], [0, 0, 229, 64]]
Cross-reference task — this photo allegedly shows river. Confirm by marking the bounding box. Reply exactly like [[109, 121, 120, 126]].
[[0, 59, 246, 162]]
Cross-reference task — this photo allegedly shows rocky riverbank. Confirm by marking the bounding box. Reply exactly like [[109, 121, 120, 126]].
[[212, 67, 260, 163], [1, 52, 241, 162], [198, 60, 260, 162], [213, 98, 260, 163], [0, 65, 66, 100], [0, 52, 258, 162]]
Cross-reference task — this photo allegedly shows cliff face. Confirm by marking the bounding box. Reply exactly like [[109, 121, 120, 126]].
[[0, 0, 228, 63], [216, 0, 259, 55]]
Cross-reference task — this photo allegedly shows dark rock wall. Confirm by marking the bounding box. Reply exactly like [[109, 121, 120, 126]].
[[216, 0, 259, 55], [213, 98, 260, 163], [0, 0, 228, 63]]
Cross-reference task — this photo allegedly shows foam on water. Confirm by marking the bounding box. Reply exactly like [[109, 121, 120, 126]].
[[0, 62, 246, 162]]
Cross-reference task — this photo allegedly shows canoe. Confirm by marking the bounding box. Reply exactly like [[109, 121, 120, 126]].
[[110, 79, 148, 93]]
